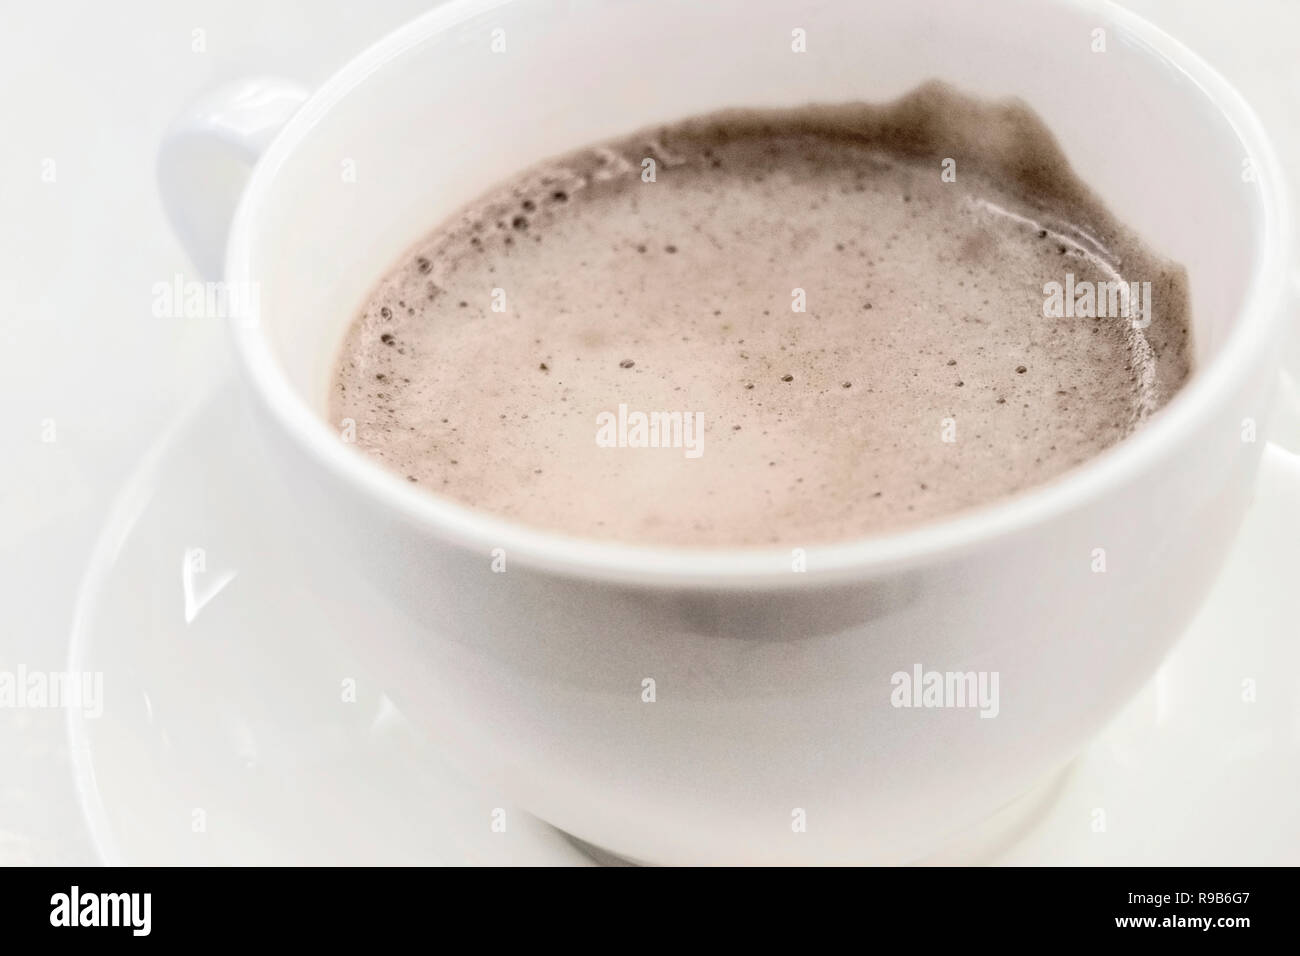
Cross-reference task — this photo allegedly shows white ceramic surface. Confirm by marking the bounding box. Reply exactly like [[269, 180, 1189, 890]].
[[66, 378, 1300, 865], [156, 0, 1295, 863], [67, 383, 590, 865]]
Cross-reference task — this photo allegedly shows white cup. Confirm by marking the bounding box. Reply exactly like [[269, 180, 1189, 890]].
[[159, 0, 1294, 864]]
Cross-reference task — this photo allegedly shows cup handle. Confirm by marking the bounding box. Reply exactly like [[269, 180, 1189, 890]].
[[157, 77, 310, 280]]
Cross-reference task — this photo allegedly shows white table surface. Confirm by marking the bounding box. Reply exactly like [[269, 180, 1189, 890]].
[[1, 0, 1296, 865]]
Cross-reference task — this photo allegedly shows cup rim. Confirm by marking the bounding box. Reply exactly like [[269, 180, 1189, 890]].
[[224, 0, 1293, 588]]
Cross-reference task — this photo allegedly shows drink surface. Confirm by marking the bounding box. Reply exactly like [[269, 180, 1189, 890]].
[[331, 84, 1192, 547]]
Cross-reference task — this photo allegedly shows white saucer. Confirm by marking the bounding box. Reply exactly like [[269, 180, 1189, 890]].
[[68, 378, 1300, 865]]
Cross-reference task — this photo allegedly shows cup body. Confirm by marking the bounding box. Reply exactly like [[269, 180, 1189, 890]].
[[223, 0, 1291, 862]]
